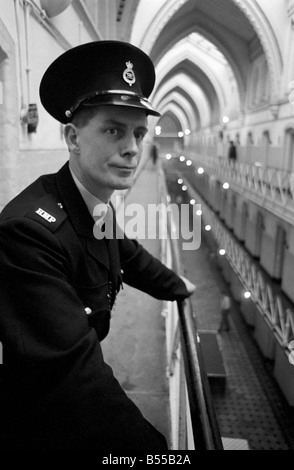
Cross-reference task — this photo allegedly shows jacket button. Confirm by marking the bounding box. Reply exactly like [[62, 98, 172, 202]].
[[85, 307, 92, 315]]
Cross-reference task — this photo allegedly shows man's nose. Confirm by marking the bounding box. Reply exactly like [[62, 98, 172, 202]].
[[120, 134, 139, 158]]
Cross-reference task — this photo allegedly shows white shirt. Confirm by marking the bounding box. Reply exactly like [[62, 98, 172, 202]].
[[69, 168, 110, 224]]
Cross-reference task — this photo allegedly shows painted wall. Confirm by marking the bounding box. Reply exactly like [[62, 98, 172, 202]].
[[0, 0, 102, 207]]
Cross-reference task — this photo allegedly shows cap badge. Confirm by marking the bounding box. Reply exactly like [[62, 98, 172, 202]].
[[123, 61, 136, 87]]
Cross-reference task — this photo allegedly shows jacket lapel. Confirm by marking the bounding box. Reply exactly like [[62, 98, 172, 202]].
[[55, 163, 110, 271]]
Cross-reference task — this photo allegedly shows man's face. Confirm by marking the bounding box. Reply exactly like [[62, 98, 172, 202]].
[[69, 106, 148, 201]]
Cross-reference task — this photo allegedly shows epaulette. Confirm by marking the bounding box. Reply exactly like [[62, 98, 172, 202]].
[[25, 194, 67, 233]]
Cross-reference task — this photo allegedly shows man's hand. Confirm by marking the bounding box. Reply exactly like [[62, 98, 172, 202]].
[[180, 276, 196, 296]]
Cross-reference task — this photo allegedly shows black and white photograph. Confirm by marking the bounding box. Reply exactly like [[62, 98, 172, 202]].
[[0, 0, 294, 457]]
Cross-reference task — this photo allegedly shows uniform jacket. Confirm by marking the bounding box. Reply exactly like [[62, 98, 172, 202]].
[[0, 162, 189, 450]]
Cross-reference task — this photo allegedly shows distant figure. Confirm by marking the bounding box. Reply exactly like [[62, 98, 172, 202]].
[[228, 141, 237, 163], [151, 143, 159, 166], [176, 194, 183, 202], [218, 291, 232, 333]]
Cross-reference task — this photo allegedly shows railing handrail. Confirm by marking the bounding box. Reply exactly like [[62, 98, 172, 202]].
[[176, 299, 224, 450], [159, 167, 224, 450], [191, 154, 294, 217], [178, 163, 294, 350]]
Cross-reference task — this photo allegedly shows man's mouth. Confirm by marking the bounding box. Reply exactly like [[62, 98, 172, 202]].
[[112, 165, 136, 171]]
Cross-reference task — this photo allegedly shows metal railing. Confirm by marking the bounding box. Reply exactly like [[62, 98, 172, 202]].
[[180, 170, 294, 355], [158, 168, 223, 451], [191, 154, 294, 223]]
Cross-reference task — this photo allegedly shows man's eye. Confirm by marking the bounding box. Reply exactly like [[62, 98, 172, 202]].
[[106, 128, 119, 136], [134, 131, 146, 140]]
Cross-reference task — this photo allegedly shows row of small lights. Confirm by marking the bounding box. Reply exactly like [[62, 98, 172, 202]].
[[155, 127, 191, 137], [176, 160, 252, 301], [171, 155, 230, 189], [157, 117, 228, 138], [178, 129, 191, 137]]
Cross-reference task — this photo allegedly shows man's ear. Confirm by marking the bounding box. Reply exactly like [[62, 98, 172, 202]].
[[64, 123, 80, 154]]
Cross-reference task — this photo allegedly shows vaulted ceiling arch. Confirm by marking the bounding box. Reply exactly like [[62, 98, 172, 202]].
[[149, 11, 247, 110], [134, 0, 282, 109], [162, 86, 200, 129], [158, 102, 190, 133], [159, 110, 182, 135], [157, 91, 195, 130], [160, 64, 216, 110], [155, 40, 227, 120], [153, 83, 200, 131], [153, 74, 211, 128]]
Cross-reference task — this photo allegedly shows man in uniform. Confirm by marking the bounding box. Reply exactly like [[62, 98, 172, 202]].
[[0, 41, 195, 450]]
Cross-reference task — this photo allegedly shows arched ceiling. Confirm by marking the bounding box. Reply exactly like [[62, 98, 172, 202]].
[[147, 1, 255, 110], [126, 0, 283, 139], [158, 86, 201, 130], [158, 91, 196, 128], [154, 73, 211, 128], [153, 77, 202, 131], [159, 102, 190, 132], [159, 112, 182, 135], [157, 60, 220, 123], [155, 36, 228, 111]]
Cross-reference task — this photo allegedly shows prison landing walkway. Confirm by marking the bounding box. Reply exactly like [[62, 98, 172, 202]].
[[103, 160, 294, 450]]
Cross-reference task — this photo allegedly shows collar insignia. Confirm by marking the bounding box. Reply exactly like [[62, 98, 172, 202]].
[[36, 208, 56, 223]]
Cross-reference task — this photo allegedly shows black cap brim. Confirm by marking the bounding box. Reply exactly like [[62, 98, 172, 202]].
[[80, 92, 160, 117]]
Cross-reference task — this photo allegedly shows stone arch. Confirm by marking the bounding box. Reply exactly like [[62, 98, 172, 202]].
[[248, 64, 260, 107], [153, 76, 202, 129], [230, 0, 282, 104], [154, 45, 227, 120], [149, 19, 248, 113], [156, 91, 195, 130], [139, 0, 282, 107], [0, 18, 19, 210]]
